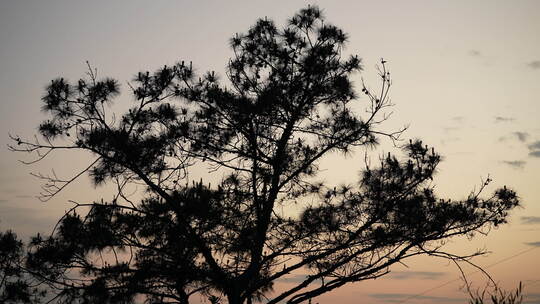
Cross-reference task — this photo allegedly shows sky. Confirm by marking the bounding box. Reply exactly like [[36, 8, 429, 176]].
[[1, 0, 539, 303]]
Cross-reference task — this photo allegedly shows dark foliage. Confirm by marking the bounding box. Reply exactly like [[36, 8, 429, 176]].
[[0, 230, 46, 303], [6, 6, 518, 304]]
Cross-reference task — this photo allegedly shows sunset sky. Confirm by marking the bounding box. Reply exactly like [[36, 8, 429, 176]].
[[1, 1, 539, 303]]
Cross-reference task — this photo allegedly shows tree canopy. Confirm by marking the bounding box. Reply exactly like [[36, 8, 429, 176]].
[[5, 5, 519, 304]]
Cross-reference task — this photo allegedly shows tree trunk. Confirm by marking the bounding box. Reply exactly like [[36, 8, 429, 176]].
[[226, 290, 243, 304]]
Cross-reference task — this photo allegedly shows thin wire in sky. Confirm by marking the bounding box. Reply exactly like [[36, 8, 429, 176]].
[[396, 246, 539, 303]]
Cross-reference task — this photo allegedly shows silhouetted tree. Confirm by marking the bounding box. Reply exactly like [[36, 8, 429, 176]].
[[0, 230, 46, 303], [7, 6, 519, 304]]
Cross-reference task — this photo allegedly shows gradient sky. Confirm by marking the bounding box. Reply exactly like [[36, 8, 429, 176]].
[[1, 1, 539, 303]]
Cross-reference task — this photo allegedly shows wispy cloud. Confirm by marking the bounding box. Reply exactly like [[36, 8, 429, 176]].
[[440, 137, 461, 146], [0, 175, 26, 186], [528, 141, 540, 157], [468, 50, 494, 67], [527, 60, 540, 69], [500, 160, 526, 169], [369, 293, 465, 303], [15, 195, 34, 199], [513, 131, 529, 142], [529, 141, 540, 150], [469, 50, 482, 57], [494, 116, 515, 123], [523, 292, 540, 303], [498, 131, 529, 142], [443, 127, 459, 132], [530, 151, 540, 158], [389, 271, 446, 280], [522, 216, 540, 225], [0, 205, 56, 236], [277, 274, 308, 284], [525, 241, 540, 247]]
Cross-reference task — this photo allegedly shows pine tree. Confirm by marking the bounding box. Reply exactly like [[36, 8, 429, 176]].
[[7, 6, 518, 304]]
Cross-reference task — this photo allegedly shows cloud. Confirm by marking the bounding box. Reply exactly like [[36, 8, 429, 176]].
[[369, 293, 465, 303], [500, 160, 526, 169], [522, 216, 540, 224], [389, 271, 446, 280], [0, 175, 26, 186], [525, 241, 540, 247], [0, 205, 56, 237], [513, 131, 529, 142], [527, 60, 540, 69], [469, 50, 482, 57], [523, 292, 540, 303], [529, 141, 540, 150], [440, 137, 461, 146], [277, 274, 308, 284], [520, 228, 540, 232], [528, 141, 540, 157], [15, 195, 34, 199], [443, 127, 459, 132], [451, 116, 465, 122], [529, 151, 540, 158], [528, 141, 540, 150], [1, 188, 17, 194], [494, 116, 515, 123]]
